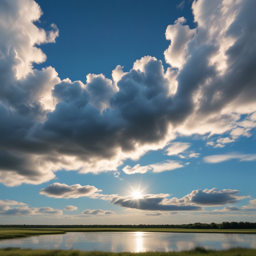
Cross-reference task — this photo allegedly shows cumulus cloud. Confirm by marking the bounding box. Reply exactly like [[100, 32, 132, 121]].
[[164, 17, 196, 68], [0, 199, 27, 213], [86, 74, 118, 112], [36, 207, 62, 215], [81, 209, 115, 216], [167, 188, 248, 206], [242, 199, 256, 211], [0, 0, 256, 186], [64, 205, 78, 211], [0, 199, 62, 216], [204, 153, 256, 163], [122, 160, 183, 174], [40, 183, 101, 199]]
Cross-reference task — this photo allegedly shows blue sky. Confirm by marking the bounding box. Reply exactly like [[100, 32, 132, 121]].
[[0, 0, 256, 224]]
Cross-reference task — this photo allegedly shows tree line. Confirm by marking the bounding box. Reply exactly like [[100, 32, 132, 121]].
[[1, 222, 256, 229]]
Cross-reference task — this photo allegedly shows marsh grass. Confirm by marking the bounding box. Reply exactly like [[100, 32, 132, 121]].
[[0, 247, 255, 256]]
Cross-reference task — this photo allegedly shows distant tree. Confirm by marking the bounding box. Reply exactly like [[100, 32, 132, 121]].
[[210, 222, 218, 229]]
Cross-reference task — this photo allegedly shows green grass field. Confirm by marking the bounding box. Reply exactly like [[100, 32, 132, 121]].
[[1, 227, 256, 240], [0, 247, 256, 256]]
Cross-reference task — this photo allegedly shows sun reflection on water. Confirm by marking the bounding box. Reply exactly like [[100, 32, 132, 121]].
[[135, 232, 144, 252]]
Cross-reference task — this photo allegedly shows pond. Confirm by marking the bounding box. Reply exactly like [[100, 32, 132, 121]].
[[0, 232, 256, 252]]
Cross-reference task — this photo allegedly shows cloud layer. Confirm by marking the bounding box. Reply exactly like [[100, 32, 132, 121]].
[[0, 0, 256, 185], [109, 188, 247, 211]]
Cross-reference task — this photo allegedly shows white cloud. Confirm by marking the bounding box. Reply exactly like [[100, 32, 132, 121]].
[[150, 161, 183, 173], [188, 152, 200, 158], [216, 137, 234, 144], [242, 199, 256, 210], [204, 153, 256, 163], [230, 128, 251, 138], [0, 200, 62, 216], [64, 205, 78, 211], [164, 17, 196, 68], [165, 142, 191, 156], [123, 160, 183, 174]]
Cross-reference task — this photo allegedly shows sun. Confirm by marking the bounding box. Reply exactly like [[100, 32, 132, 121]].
[[132, 190, 143, 199]]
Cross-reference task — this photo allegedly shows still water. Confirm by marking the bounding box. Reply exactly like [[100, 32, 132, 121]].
[[0, 232, 256, 252]]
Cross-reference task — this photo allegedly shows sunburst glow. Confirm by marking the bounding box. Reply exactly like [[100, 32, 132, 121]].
[[132, 190, 143, 199]]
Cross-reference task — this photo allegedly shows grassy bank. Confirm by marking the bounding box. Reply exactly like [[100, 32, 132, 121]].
[[1, 227, 256, 240], [0, 247, 256, 256], [0, 229, 64, 240]]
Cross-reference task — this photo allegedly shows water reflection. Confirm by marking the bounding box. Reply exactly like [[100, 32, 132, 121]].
[[0, 232, 255, 252], [135, 232, 143, 252]]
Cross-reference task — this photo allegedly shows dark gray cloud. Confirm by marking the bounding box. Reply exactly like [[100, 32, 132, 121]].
[[144, 212, 163, 216], [0, 0, 256, 186], [0, 207, 34, 216], [86, 74, 118, 111], [36, 207, 62, 215], [110, 194, 202, 211], [168, 188, 248, 206], [40, 183, 101, 199], [223, 206, 240, 211], [190, 189, 241, 205]]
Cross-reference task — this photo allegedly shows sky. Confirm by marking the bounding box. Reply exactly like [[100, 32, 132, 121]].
[[0, 0, 256, 225]]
